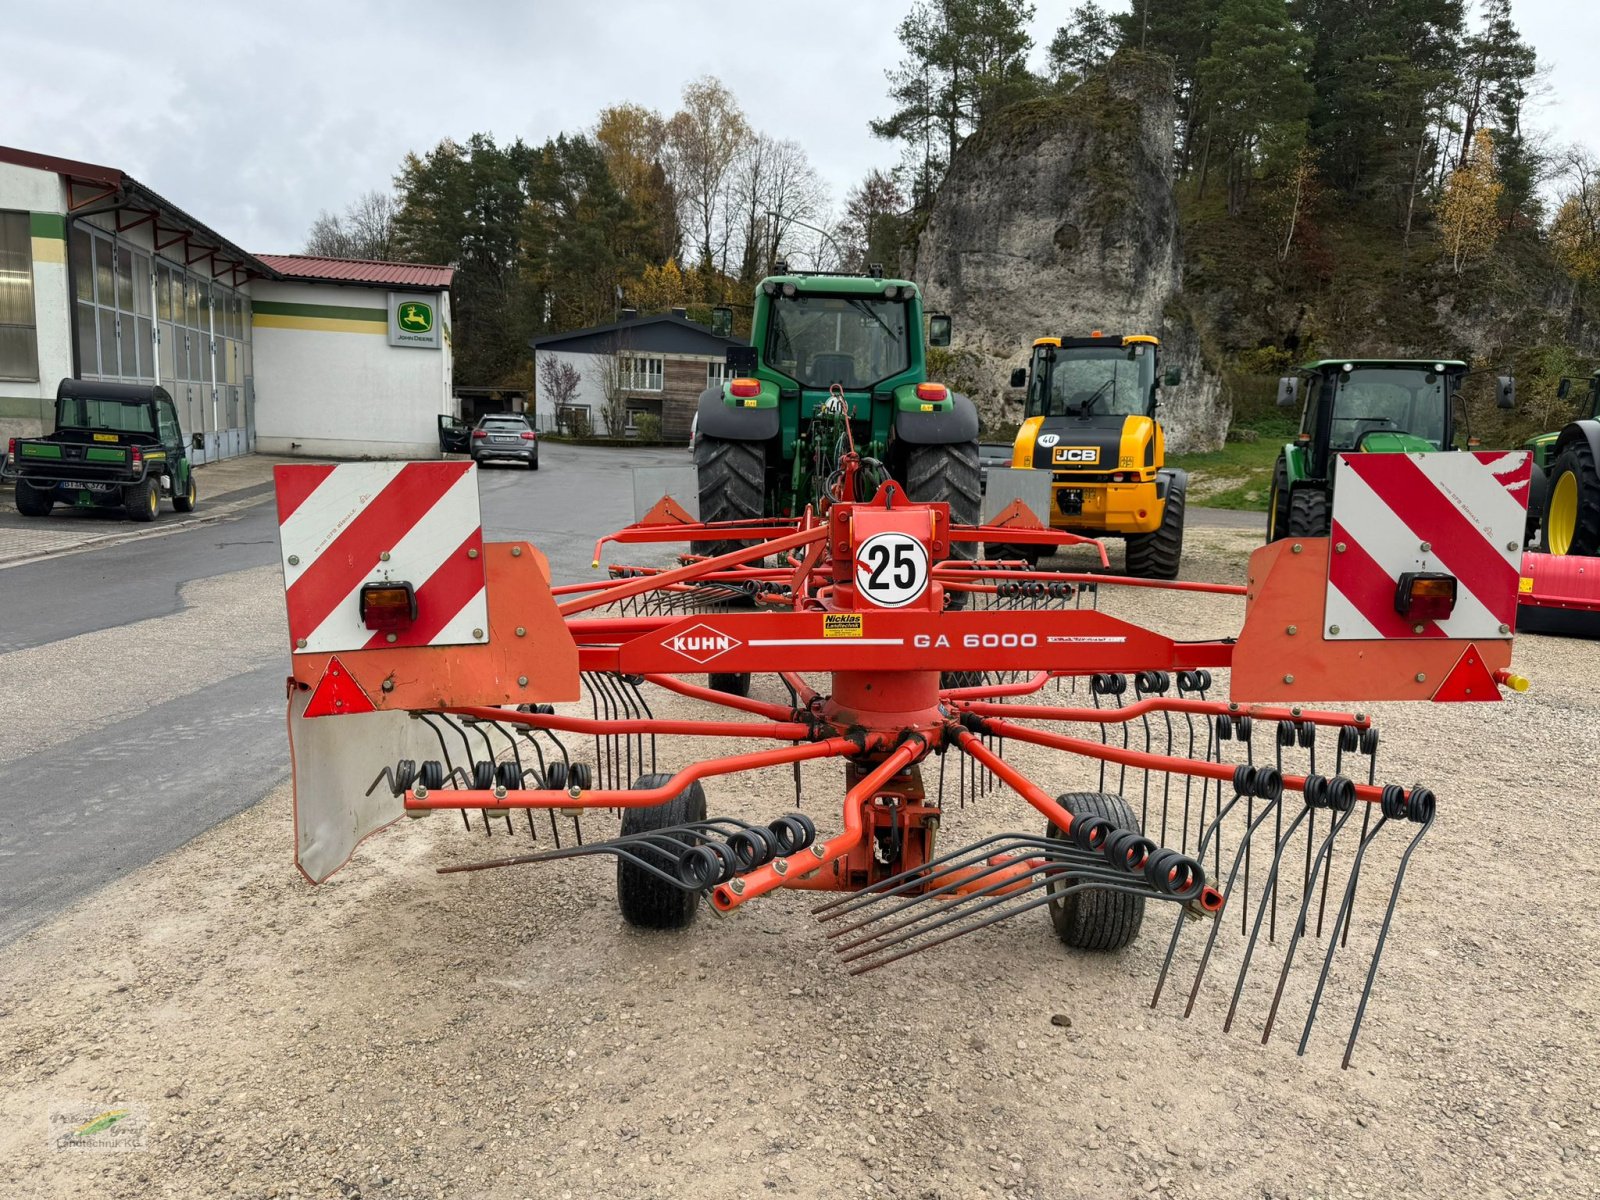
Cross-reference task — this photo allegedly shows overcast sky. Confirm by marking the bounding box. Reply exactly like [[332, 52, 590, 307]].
[[5, 0, 1594, 256]]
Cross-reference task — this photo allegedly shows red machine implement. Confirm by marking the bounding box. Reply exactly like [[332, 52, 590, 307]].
[[276, 447, 1528, 1067]]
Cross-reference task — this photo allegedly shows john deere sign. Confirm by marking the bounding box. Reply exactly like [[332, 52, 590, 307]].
[[388, 293, 442, 349]]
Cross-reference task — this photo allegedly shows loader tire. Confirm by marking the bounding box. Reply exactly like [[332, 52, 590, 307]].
[[692, 436, 766, 560], [1286, 486, 1329, 538], [1045, 792, 1146, 952], [14, 479, 53, 517], [125, 475, 160, 522], [906, 440, 982, 610], [1541, 441, 1600, 557], [1125, 470, 1187, 580], [617, 774, 707, 931]]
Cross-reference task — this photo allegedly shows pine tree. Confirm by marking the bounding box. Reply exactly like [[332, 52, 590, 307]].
[[1047, 2, 1118, 86], [870, 0, 1037, 209], [1194, 0, 1312, 213]]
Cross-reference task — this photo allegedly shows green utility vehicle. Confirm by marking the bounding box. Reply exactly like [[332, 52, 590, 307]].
[[1529, 369, 1600, 555], [3, 380, 198, 522], [1267, 358, 1512, 541], [692, 269, 980, 556]]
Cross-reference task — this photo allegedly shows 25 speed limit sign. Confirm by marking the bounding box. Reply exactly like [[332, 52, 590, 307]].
[[854, 532, 930, 608]]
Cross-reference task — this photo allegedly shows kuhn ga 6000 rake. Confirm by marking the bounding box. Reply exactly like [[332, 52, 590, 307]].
[[277, 449, 1529, 1066]]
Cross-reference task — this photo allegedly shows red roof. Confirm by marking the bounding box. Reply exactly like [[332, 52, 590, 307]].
[[255, 254, 453, 290]]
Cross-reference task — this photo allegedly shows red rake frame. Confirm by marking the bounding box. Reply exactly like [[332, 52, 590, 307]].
[[282, 464, 1519, 1066]]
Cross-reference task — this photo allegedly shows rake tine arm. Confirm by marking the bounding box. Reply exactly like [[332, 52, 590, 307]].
[[939, 671, 1052, 702], [813, 830, 1042, 918], [958, 698, 1371, 730], [642, 673, 797, 721], [406, 737, 857, 812], [448, 706, 815, 743], [950, 726, 1083, 836], [1261, 801, 1359, 1045], [1341, 796, 1435, 1069], [710, 735, 924, 913], [982, 718, 1412, 812], [1149, 787, 1251, 1009], [847, 874, 1172, 975], [569, 526, 827, 615]]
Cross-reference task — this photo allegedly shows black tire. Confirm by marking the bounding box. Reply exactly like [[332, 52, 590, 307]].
[[530, 452, 539, 470], [617, 774, 708, 930], [14, 479, 53, 517], [1286, 486, 1329, 538], [173, 470, 198, 513], [692, 436, 766, 559], [124, 476, 160, 522], [1045, 792, 1145, 951], [707, 672, 751, 697], [1125, 470, 1186, 580], [904, 441, 981, 561], [1266, 457, 1290, 543], [1540, 441, 1600, 557]]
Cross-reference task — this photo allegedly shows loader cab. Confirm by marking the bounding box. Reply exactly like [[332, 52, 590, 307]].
[[1022, 334, 1164, 423]]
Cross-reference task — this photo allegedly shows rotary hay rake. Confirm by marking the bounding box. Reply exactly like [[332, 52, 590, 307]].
[[276, 448, 1529, 1067]]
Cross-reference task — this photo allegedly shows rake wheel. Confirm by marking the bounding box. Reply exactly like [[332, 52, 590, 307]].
[[1045, 792, 1146, 952], [617, 774, 708, 931]]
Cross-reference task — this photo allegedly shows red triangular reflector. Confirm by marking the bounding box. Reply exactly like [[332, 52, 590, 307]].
[[987, 497, 1047, 531], [303, 655, 378, 718], [635, 495, 696, 527], [1431, 643, 1500, 703]]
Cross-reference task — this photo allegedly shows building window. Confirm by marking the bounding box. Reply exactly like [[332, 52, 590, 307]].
[[558, 404, 593, 436], [0, 212, 39, 382], [620, 354, 663, 392], [707, 361, 736, 387]]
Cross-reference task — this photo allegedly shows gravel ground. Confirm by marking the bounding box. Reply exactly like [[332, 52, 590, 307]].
[[2, 528, 1597, 1200]]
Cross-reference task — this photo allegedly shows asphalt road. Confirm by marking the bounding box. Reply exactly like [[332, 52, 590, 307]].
[[0, 445, 687, 946]]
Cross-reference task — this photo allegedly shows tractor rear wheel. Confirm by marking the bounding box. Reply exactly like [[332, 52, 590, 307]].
[[1125, 470, 1187, 580], [14, 480, 53, 517], [692, 436, 765, 559], [1286, 486, 1329, 538], [906, 441, 982, 610], [617, 774, 708, 931], [1045, 792, 1145, 951], [905, 441, 981, 560], [1266, 458, 1290, 542], [1541, 441, 1600, 557]]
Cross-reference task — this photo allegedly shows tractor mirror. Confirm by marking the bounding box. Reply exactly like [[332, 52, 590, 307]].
[[710, 306, 733, 338], [1558, 377, 1572, 400], [1276, 377, 1299, 407], [726, 346, 758, 374], [1164, 367, 1182, 387], [1009, 367, 1027, 389], [1497, 375, 1516, 410], [928, 315, 952, 347]]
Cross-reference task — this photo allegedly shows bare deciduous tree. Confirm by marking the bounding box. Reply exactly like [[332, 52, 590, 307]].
[[537, 355, 581, 428], [666, 76, 751, 277], [304, 189, 399, 259]]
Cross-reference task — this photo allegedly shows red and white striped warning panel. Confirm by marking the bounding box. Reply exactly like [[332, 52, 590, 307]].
[[274, 461, 487, 654], [1326, 450, 1529, 641]]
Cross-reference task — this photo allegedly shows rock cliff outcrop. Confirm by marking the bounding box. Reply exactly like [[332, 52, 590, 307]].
[[914, 52, 1227, 451]]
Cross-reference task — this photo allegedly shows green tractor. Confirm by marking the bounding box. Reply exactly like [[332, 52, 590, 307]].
[[1526, 369, 1600, 556], [1267, 358, 1513, 541], [692, 270, 980, 556]]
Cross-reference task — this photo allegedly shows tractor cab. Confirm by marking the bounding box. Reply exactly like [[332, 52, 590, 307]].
[[1269, 358, 1494, 540]]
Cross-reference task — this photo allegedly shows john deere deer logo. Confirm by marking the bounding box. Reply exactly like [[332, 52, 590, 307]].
[[398, 302, 433, 333]]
